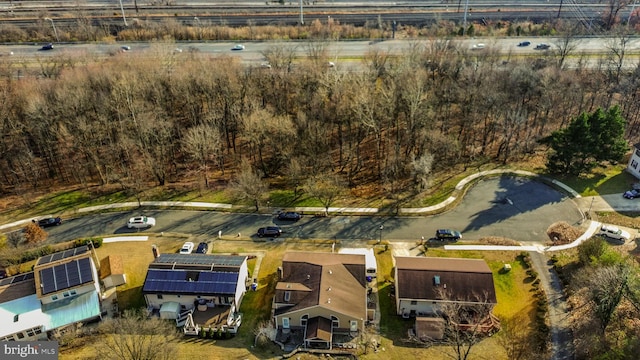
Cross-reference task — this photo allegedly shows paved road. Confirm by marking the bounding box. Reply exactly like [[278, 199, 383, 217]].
[[42, 176, 583, 245]]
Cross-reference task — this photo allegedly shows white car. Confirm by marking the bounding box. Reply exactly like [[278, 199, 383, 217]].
[[598, 225, 631, 242], [127, 216, 156, 229], [472, 43, 486, 50], [179, 242, 194, 254], [231, 44, 245, 51]]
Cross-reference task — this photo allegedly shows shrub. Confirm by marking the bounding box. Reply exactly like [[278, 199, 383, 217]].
[[74, 237, 103, 248]]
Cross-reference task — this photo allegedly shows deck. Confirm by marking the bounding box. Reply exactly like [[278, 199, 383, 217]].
[[191, 305, 231, 328]]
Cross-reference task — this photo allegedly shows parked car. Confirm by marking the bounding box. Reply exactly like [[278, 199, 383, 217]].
[[277, 212, 302, 221], [535, 43, 550, 50], [623, 189, 640, 199], [38, 217, 62, 228], [435, 229, 462, 241], [231, 44, 245, 51], [257, 226, 282, 238], [127, 216, 156, 229], [517, 41, 531, 47], [598, 225, 631, 242], [195, 242, 209, 254], [180, 241, 195, 254], [40, 43, 54, 51]]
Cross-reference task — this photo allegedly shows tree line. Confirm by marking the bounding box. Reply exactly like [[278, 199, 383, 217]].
[[1, 39, 640, 199]]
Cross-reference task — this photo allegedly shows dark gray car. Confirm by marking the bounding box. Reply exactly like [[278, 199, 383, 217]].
[[257, 226, 282, 237]]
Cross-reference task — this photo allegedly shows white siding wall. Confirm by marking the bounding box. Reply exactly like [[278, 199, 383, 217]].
[[627, 147, 640, 179]]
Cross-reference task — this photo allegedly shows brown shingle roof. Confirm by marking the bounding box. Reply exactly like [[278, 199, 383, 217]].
[[0, 273, 36, 303], [275, 252, 367, 319], [395, 257, 497, 304]]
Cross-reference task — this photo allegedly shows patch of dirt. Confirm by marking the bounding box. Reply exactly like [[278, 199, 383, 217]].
[[547, 221, 583, 245], [478, 237, 520, 246]]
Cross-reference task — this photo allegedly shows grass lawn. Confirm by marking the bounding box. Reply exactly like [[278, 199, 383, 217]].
[[59, 239, 534, 360]]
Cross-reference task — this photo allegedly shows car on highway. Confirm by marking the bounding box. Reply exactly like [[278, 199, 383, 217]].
[[231, 44, 245, 51], [38, 217, 62, 228], [180, 241, 195, 254], [127, 216, 156, 229], [40, 43, 54, 51], [195, 242, 209, 254], [598, 225, 631, 242], [471, 43, 486, 50], [257, 226, 282, 238], [623, 189, 640, 199], [277, 212, 302, 221], [121, 45, 131, 51], [535, 43, 551, 50], [517, 41, 531, 47], [435, 229, 462, 241]]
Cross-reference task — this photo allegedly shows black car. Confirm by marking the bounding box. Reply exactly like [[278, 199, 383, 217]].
[[40, 43, 54, 51], [277, 212, 302, 221], [535, 43, 550, 50], [517, 41, 531, 47], [195, 242, 209, 254], [38, 217, 62, 227], [435, 229, 462, 241], [257, 226, 282, 238]]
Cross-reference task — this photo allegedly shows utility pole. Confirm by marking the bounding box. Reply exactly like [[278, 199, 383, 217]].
[[44, 18, 59, 43], [462, 0, 469, 35], [299, 0, 304, 25], [118, 0, 128, 26]]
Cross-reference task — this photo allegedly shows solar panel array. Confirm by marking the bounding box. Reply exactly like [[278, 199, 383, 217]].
[[39, 257, 94, 295], [0, 272, 35, 287], [36, 246, 89, 266], [153, 253, 245, 267], [143, 269, 238, 295]]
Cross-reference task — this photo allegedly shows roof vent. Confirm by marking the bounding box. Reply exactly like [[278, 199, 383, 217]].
[[329, 270, 332, 274], [443, 284, 447, 289], [327, 287, 332, 291], [306, 274, 311, 280], [327, 298, 331, 304]]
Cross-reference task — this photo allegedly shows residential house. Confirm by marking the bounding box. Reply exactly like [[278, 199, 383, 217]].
[[142, 253, 248, 334], [627, 142, 640, 179], [272, 252, 368, 350], [394, 256, 499, 337], [0, 246, 102, 341]]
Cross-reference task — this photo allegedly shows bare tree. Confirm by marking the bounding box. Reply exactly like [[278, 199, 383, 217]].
[[6, 231, 23, 248], [182, 124, 222, 188], [431, 288, 498, 360], [304, 173, 346, 215], [496, 312, 537, 360], [411, 153, 434, 191], [553, 26, 581, 69], [94, 308, 179, 360], [230, 160, 268, 212]]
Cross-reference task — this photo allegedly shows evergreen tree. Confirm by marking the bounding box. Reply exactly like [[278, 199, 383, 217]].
[[546, 106, 627, 175]]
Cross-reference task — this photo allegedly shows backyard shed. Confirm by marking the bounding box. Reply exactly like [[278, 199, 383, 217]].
[[159, 301, 180, 320]]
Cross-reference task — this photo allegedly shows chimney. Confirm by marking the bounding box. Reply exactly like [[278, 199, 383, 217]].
[[151, 244, 160, 258]]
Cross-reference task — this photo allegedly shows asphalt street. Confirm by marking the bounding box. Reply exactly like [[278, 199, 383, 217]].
[[42, 176, 583, 245]]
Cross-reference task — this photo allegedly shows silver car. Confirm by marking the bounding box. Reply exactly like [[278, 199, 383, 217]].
[[127, 216, 156, 229]]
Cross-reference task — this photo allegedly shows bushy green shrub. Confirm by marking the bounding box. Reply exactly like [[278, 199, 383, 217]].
[[74, 237, 103, 248]]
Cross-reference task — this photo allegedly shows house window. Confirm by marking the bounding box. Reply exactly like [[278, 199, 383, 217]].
[[632, 160, 639, 170], [350, 320, 358, 332], [16, 333, 24, 339], [301, 315, 308, 326], [70, 290, 77, 296], [26, 328, 36, 337], [284, 291, 291, 302], [52, 295, 58, 301], [331, 316, 339, 329], [411, 300, 417, 305], [63, 292, 70, 298], [34, 328, 42, 335], [13, 314, 19, 322], [636, 149, 640, 157], [157, 294, 163, 299], [282, 318, 290, 329]]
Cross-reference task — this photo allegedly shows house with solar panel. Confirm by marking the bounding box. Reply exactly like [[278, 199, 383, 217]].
[[142, 252, 248, 335], [0, 246, 102, 341], [393, 256, 500, 340], [272, 251, 369, 350]]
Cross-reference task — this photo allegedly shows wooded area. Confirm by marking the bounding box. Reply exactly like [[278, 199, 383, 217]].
[[2, 38, 640, 197]]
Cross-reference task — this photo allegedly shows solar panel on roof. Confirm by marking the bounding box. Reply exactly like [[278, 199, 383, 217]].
[[41, 267, 56, 294], [153, 253, 246, 267], [36, 246, 89, 266], [39, 257, 94, 295], [143, 269, 239, 295]]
